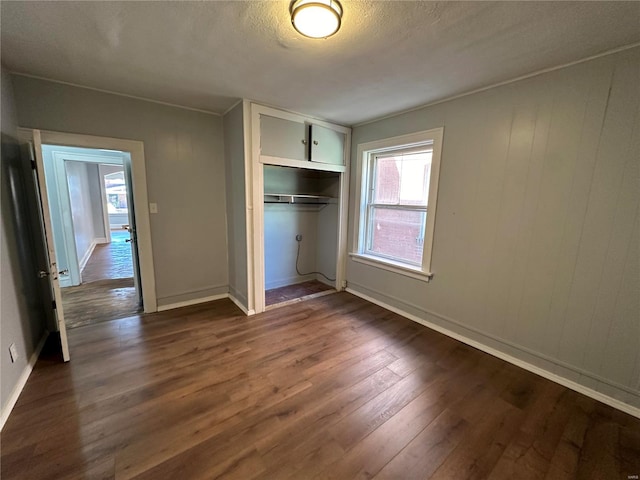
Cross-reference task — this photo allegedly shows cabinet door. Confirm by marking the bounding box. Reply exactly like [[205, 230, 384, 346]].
[[310, 124, 345, 165], [260, 115, 308, 162]]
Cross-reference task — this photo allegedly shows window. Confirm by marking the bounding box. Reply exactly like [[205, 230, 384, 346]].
[[104, 171, 128, 214], [352, 128, 443, 281]]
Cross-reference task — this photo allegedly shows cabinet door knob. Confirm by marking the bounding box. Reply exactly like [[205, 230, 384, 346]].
[[313, 140, 319, 145], [301, 140, 307, 145]]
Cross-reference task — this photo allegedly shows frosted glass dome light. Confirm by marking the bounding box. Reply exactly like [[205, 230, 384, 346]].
[[290, 0, 343, 39]]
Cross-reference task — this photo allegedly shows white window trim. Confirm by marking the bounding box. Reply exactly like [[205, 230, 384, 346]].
[[352, 127, 444, 281]]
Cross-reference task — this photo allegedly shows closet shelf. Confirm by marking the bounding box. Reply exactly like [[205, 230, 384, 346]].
[[264, 193, 335, 205]]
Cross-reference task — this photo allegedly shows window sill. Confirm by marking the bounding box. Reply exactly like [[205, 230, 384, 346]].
[[349, 253, 434, 283]]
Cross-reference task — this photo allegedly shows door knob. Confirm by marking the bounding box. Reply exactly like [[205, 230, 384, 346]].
[[125, 238, 132, 243], [59, 269, 69, 276], [38, 270, 49, 278]]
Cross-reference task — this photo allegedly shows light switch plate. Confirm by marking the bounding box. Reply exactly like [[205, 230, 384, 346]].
[[149, 203, 158, 214]]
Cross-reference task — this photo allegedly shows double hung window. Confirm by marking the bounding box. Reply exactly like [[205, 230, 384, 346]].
[[353, 128, 443, 280]]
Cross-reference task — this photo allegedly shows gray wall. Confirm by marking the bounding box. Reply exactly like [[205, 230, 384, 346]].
[[316, 203, 338, 284], [347, 47, 640, 408], [11, 75, 229, 306], [65, 160, 98, 269], [223, 103, 248, 307], [87, 163, 105, 239], [264, 205, 320, 289], [1, 68, 48, 413]]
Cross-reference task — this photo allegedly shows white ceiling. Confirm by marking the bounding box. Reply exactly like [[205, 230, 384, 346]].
[[2, 1, 639, 125]]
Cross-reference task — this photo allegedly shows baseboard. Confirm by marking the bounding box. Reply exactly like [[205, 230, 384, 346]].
[[95, 237, 108, 244], [346, 287, 640, 419], [157, 293, 229, 312], [0, 333, 47, 431], [228, 294, 255, 316], [265, 274, 316, 291], [315, 275, 336, 288], [78, 239, 98, 272], [264, 289, 336, 311]]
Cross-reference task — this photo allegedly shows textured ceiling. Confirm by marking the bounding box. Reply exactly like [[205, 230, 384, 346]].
[[1, 1, 639, 125]]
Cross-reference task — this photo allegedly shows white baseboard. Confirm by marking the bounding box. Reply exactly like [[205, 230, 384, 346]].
[[228, 294, 255, 316], [95, 237, 108, 244], [158, 292, 257, 316], [316, 275, 336, 288], [157, 293, 229, 312], [346, 287, 640, 419], [0, 333, 47, 431], [264, 289, 336, 312], [78, 239, 98, 272], [265, 274, 316, 291]]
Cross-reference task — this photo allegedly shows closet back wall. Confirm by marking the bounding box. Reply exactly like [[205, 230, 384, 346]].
[[11, 75, 228, 307], [264, 205, 320, 290]]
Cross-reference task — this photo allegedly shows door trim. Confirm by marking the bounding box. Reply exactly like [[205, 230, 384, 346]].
[[18, 128, 158, 314]]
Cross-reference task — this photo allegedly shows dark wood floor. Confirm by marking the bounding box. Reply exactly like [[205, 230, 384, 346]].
[[1, 293, 638, 479], [265, 279, 334, 306], [61, 230, 139, 329]]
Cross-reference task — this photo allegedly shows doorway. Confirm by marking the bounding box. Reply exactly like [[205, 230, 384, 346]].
[[18, 128, 156, 361], [41, 145, 141, 328]]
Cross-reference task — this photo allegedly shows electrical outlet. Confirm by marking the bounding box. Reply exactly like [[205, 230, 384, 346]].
[[296, 234, 303, 242], [149, 203, 158, 214], [9, 343, 18, 363]]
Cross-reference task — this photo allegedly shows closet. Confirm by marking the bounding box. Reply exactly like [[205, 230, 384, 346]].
[[223, 101, 350, 314], [263, 166, 340, 307], [257, 104, 350, 310]]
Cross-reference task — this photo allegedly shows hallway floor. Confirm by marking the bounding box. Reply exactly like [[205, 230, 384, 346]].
[[61, 230, 140, 329]]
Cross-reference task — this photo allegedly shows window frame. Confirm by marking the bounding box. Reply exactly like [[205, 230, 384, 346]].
[[351, 128, 444, 282]]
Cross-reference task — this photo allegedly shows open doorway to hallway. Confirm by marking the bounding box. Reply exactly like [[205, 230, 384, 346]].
[[41, 144, 142, 329]]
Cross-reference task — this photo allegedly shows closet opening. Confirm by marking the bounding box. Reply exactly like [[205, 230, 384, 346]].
[[263, 165, 340, 309]]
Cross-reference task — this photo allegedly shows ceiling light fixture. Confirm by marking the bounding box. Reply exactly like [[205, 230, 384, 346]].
[[290, 0, 343, 39]]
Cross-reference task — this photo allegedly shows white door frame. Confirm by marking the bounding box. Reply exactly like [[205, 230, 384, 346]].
[[18, 128, 158, 314]]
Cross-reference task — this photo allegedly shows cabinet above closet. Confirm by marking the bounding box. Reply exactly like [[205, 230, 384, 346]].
[[255, 105, 350, 173]]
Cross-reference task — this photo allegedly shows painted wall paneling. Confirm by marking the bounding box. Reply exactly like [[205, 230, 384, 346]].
[[223, 102, 250, 311], [346, 47, 640, 412]]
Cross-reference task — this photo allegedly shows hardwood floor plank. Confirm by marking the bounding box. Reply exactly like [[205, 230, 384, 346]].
[[328, 365, 443, 451], [544, 396, 594, 479], [256, 367, 402, 464], [1, 292, 638, 480], [429, 389, 523, 479], [372, 408, 469, 479], [487, 384, 576, 479], [62, 230, 138, 328]]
